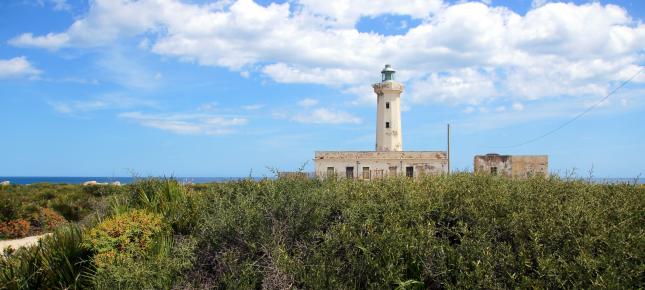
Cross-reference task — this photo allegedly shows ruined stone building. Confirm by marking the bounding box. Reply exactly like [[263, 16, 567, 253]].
[[314, 65, 448, 179], [474, 154, 548, 177]]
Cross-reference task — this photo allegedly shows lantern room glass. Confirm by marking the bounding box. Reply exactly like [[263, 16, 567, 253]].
[[381, 64, 395, 81]]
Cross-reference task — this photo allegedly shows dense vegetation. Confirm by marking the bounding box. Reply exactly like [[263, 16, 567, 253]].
[[1, 174, 643, 289], [0, 184, 123, 239]]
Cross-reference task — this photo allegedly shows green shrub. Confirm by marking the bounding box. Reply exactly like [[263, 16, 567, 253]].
[[128, 178, 201, 234], [2, 175, 643, 289], [82, 184, 124, 197], [185, 174, 644, 289], [85, 207, 194, 289], [0, 183, 106, 237], [85, 209, 165, 268], [91, 234, 196, 290], [0, 225, 93, 289]]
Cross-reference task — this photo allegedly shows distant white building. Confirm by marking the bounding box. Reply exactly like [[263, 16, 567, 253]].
[[314, 65, 447, 179]]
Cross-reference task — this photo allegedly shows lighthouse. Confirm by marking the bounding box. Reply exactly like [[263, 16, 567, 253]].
[[373, 64, 403, 151], [314, 65, 447, 180]]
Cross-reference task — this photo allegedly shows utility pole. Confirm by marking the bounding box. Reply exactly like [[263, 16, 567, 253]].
[[447, 123, 451, 174]]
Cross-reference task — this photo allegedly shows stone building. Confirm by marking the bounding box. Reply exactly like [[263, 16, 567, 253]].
[[314, 65, 448, 179], [474, 154, 548, 177]]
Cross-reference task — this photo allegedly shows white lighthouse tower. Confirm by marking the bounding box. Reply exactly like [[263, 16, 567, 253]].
[[373, 64, 403, 152]]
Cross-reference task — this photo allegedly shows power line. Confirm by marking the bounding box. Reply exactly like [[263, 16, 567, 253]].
[[490, 67, 644, 149]]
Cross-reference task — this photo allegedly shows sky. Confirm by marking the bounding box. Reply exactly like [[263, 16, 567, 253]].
[[0, 0, 644, 178]]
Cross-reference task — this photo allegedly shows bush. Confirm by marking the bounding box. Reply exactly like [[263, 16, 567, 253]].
[[82, 184, 124, 197], [85, 208, 195, 289], [85, 209, 165, 268], [0, 183, 108, 238], [31, 208, 68, 231], [91, 234, 196, 290], [2, 176, 643, 289], [127, 178, 200, 234], [0, 225, 93, 289], [185, 174, 644, 289], [0, 219, 30, 239]]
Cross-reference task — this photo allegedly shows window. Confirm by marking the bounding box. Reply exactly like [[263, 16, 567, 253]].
[[490, 167, 497, 176], [362, 167, 370, 179], [389, 166, 397, 177], [385, 102, 390, 109], [326, 167, 335, 176], [345, 167, 354, 179], [406, 166, 414, 177], [385, 122, 390, 129]]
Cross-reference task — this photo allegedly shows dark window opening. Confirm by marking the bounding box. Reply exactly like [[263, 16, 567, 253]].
[[386, 102, 390, 109], [490, 167, 498, 175], [346, 167, 354, 179], [385, 122, 390, 129], [406, 166, 414, 177]]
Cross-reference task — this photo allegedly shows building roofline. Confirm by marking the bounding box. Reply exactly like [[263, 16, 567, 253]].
[[315, 151, 447, 153]]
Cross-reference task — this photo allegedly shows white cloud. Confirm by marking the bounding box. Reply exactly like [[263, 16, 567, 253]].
[[531, 0, 550, 9], [297, 98, 319, 107], [292, 108, 361, 125], [119, 111, 247, 135], [262, 63, 370, 85], [410, 68, 497, 105], [297, 0, 443, 27], [9, 33, 69, 50], [9, 0, 645, 108], [51, 0, 71, 11], [0, 57, 41, 79]]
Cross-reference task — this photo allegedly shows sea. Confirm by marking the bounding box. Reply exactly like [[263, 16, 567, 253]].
[[0, 176, 642, 185], [0, 176, 257, 185]]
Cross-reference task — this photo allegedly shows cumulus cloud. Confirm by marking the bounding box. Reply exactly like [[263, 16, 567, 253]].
[[9, 0, 645, 108], [9, 33, 69, 50], [119, 111, 247, 135], [409, 68, 497, 105], [0, 57, 41, 79], [296, 0, 443, 27]]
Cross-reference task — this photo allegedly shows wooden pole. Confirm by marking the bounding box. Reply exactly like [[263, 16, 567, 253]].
[[447, 123, 451, 174]]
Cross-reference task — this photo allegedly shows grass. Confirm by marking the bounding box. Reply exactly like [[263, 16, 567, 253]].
[[0, 174, 643, 289]]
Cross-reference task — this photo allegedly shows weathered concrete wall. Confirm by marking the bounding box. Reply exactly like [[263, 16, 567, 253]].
[[474, 154, 548, 177], [474, 154, 512, 176], [315, 151, 447, 179], [510, 155, 548, 177]]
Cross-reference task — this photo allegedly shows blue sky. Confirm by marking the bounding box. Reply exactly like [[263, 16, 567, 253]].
[[0, 0, 644, 178]]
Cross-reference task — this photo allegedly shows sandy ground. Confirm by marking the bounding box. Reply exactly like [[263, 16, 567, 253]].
[[0, 234, 51, 252]]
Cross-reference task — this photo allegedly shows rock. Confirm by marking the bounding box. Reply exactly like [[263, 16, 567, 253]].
[[0, 181, 9, 186], [82, 180, 98, 186], [111, 181, 121, 186]]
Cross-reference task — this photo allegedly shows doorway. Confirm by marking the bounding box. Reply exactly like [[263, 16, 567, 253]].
[[346, 167, 354, 179], [406, 166, 413, 177]]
